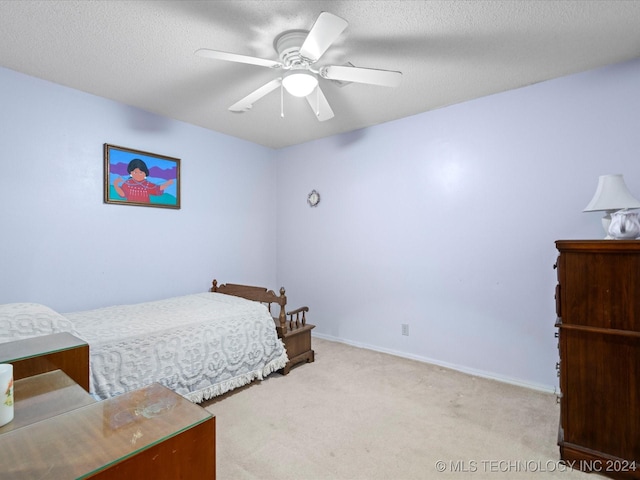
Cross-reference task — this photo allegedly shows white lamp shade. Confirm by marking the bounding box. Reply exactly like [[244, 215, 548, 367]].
[[583, 174, 640, 212], [282, 71, 318, 97]]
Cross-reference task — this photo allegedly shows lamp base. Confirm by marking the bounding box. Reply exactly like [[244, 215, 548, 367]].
[[601, 213, 613, 239], [602, 211, 615, 240]]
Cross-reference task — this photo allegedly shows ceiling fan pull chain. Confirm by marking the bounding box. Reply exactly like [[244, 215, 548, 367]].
[[316, 87, 320, 117], [280, 80, 284, 118]]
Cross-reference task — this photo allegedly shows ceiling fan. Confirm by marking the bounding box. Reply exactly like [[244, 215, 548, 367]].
[[195, 11, 402, 121]]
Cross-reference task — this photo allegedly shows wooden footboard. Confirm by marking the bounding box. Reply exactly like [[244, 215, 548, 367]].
[[210, 280, 314, 374]]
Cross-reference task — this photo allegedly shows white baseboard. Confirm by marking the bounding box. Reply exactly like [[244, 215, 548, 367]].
[[312, 332, 557, 394]]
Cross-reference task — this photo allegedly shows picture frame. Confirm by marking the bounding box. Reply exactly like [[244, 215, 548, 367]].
[[104, 143, 180, 209]]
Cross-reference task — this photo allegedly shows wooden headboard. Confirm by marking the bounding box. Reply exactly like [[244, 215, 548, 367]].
[[210, 279, 287, 329]]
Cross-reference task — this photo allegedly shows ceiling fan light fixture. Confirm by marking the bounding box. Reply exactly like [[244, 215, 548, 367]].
[[282, 70, 318, 97], [197, 11, 401, 123]]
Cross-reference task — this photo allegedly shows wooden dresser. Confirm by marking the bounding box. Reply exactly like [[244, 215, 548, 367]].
[[555, 240, 640, 479]]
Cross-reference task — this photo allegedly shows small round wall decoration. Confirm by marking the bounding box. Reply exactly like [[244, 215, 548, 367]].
[[307, 189, 320, 207]]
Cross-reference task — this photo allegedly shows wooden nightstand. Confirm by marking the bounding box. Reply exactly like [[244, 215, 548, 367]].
[[278, 324, 315, 374], [274, 306, 315, 374]]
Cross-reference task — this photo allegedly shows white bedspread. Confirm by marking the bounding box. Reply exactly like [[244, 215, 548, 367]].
[[0, 293, 288, 402]]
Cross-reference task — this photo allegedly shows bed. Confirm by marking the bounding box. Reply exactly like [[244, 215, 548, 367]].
[[0, 280, 314, 403]]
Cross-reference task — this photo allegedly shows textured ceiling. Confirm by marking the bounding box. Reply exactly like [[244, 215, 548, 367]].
[[1, 1, 640, 149]]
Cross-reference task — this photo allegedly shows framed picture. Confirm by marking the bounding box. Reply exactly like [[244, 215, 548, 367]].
[[104, 144, 180, 209]]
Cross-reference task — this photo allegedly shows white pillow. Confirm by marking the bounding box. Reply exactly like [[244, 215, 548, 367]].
[[0, 303, 75, 344]]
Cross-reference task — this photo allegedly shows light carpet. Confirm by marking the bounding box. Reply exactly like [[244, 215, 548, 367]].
[[202, 338, 593, 480]]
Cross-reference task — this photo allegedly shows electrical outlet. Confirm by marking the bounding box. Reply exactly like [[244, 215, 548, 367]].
[[401, 324, 409, 336]]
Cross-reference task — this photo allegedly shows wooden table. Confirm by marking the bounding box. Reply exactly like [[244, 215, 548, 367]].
[[0, 382, 215, 479]]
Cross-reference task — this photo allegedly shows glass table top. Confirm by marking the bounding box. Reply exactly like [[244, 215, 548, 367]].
[[0, 382, 212, 479]]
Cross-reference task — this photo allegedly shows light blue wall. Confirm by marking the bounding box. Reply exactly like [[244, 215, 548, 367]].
[[0, 67, 277, 312], [3, 58, 640, 392], [275, 58, 640, 391]]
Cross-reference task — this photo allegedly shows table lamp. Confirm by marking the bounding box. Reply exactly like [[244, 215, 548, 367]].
[[584, 174, 640, 238]]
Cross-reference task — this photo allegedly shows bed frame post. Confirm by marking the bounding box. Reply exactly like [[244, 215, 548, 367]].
[[278, 287, 287, 334]]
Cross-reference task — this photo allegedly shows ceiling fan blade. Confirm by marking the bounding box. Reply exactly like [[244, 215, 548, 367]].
[[322, 65, 402, 87], [305, 85, 334, 122], [195, 48, 282, 69], [299, 12, 348, 63], [229, 78, 282, 112]]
